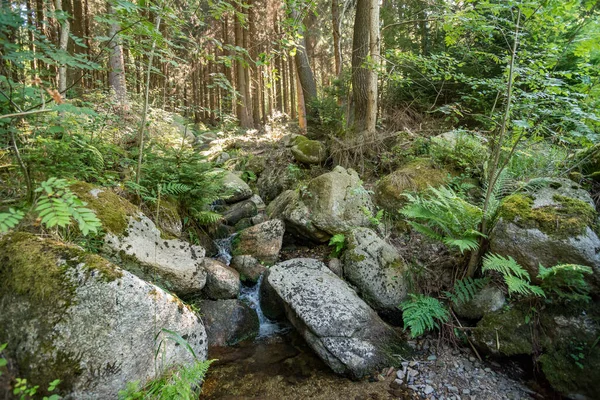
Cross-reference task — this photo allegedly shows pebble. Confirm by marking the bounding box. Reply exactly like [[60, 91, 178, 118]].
[[427, 355, 438, 361], [396, 370, 405, 381], [425, 385, 435, 395], [448, 386, 459, 393]]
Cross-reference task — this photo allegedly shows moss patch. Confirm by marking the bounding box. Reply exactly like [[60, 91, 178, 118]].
[[374, 159, 449, 212], [473, 306, 534, 356], [499, 193, 597, 239], [70, 181, 139, 236], [0, 233, 123, 394]]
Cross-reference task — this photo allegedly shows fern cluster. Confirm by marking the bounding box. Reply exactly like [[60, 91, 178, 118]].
[[538, 263, 593, 303], [0, 178, 102, 236], [399, 294, 449, 338], [328, 233, 346, 257], [444, 277, 490, 305], [482, 254, 545, 298], [400, 186, 485, 253], [131, 145, 225, 226]]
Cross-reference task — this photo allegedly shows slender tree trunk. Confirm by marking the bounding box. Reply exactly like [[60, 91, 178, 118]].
[[55, 0, 70, 96], [366, 0, 380, 133], [136, 14, 161, 186], [289, 56, 297, 120], [296, 68, 307, 133], [331, 0, 342, 78], [290, 8, 317, 114], [108, 5, 127, 106], [234, 11, 252, 128]]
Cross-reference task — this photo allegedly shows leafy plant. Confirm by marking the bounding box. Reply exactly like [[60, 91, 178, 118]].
[[399, 294, 449, 338], [328, 233, 346, 258], [34, 178, 102, 236], [0, 178, 102, 236], [444, 277, 490, 306], [538, 263, 593, 303], [361, 206, 384, 227], [400, 186, 486, 253], [482, 254, 545, 298], [0, 208, 25, 232]]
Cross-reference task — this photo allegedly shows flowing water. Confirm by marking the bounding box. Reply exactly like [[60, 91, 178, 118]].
[[212, 236, 287, 338]]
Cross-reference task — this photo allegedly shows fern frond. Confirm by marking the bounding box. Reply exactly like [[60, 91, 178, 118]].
[[482, 253, 545, 298], [400, 294, 449, 338], [193, 210, 222, 226], [538, 263, 592, 303], [445, 277, 490, 305], [161, 182, 191, 196], [0, 208, 25, 233]]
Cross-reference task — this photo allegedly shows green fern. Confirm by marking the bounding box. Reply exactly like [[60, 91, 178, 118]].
[[401, 186, 486, 253], [445, 277, 490, 305], [538, 263, 593, 303], [193, 210, 222, 226], [0, 208, 25, 233], [34, 178, 102, 236], [482, 253, 545, 298], [328, 233, 346, 257], [400, 294, 449, 338]]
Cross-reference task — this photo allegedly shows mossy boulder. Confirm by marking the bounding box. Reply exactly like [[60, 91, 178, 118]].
[[430, 130, 488, 174], [231, 255, 267, 283], [267, 166, 376, 242], [490, 178, 600, 287], [198, 299, 259, 348], [221, 171, 253, 204], [342, 227, 408, 323], [290, 136, 327, 165], [70, 181, 138, 236], [473, 302, 600, 399], [0, 233, 207, 399], [374, 159, 449, 212], [472, 305, 534, 356], [146, 197, 182, 238]]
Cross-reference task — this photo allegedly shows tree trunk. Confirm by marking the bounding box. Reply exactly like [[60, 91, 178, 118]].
[[351, 0, 378, 134], [290, 8, 317, 113], [331, 0, 342, 78], [234, 10, 252, 128], [108, 4, 127, 105], [366, 0, 380, 133], [55, 0, 70, 96]]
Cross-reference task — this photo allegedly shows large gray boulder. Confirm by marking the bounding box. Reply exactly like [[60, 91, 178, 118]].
[[342, 228, 408, 322], [262, 258, 405, 379], [70, 182, 208, 297], [0, 233, 208, 400], [453, 286, 506, 320], [199, 300, 259, 347], [267, 166, 376, 242], [490, 178, 600, 286], [232, 219, 285, 264], [104, 214, 207, 297]]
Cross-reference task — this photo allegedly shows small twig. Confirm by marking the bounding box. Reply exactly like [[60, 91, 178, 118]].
[[0, 109, 55, 120]]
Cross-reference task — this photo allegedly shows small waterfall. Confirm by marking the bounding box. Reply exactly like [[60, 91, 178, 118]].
[[214, 236, 234, 266], [239, 275, 287, 338], [212, 235, 287, 338]]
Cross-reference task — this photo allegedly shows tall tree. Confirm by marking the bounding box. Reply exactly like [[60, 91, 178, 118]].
[[108, 4, 127, 105], [351, 0, 379, 134], [290, 6, 317, 119], [55, 0, 70, 96]]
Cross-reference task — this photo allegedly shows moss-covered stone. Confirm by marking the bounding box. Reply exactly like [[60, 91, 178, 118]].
[[499, 193, 597, 239], [291, 136, 327, 165], [0, 233, 123, 394], [473, 306, 534, 356], [70, 181, 139, 236], [374, 159, 450, 212]]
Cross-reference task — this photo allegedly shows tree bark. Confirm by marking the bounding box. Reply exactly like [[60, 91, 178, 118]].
[[290, 8, 317, 113], [55, 0, 70, 96], [108, 4, 127, 105], [331, 0, 342, 77], [234, 10, 253, 128], [366, 0, 380, 133]]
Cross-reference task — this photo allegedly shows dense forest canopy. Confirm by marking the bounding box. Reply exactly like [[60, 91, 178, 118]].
[[1, 0, 600, 398]]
